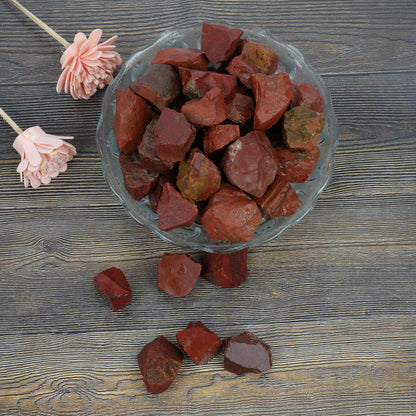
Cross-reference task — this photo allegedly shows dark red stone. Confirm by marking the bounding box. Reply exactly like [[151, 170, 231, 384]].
[[129, 63, 180, 111], [226, 55, 261, 88], [148, 172, 176, 211], [203, 248, 248, 288], [226, 92, 255, 125], [138, 335, 183, 394], [151, 47, 209, 70], [201, 23, 243, 64], [157, 253, 201, 297], [291, 82, 324, 113], [251, 72, 294, 130], [156, 182, 198, 231], [181, 88, 228, 127], [119, 152, 159, 201], [94, 267, 132, 311], [176, 321, 222, 364], [177, 148, 221, 201], [201, 183, 262, 242], [254, 176, 302, 219], [238, 39, 279, 75], [203, 124, 240, 154], [222, 331, 272, 375], [221, 130, 277, 198], [113, 89, 153, 154], [153, 107, 196, 162]]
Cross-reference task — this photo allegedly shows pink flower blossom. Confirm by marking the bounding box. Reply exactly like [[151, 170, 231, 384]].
[[13, 126, 76, 188], [56, 29, 122, 100]]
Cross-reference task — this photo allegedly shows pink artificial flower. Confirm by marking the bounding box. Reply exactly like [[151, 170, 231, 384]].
[[13, 126, 76, 189], [56, 29, 122, 100]]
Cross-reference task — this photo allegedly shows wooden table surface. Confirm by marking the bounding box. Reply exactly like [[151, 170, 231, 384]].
[[0, 1, 415, 415]]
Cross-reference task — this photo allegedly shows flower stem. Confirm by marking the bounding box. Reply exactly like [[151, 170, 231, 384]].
[[0, 108, 23, 135]]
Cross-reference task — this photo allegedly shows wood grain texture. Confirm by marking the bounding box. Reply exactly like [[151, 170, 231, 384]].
[[0, 0, 415, 415]]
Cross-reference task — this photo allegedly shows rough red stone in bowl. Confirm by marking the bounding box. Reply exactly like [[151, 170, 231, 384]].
[[113, 89, 153, 154], [275, 146, 320, 183], [93, 267, 132, 311], [152, 107, 196, 162], [222, 331, 272, 375], [291, 82, 324, 113], [221, 130, 278, 198], [238, 39, 279, 75], [176, 321, 222, 364], [201, 183, 262, 242], [201, 23, 243, 64], [129, 63, 180, 111], [138, 335, 183, 394], [203, 124, 240, 154], [283, 106, 325, 151], [251, 72, 294, 130], [176, 148, 221, 201], [181, 88, 228, 127], [254, 176, 302, 219], [226, 92, 255, 125], [151, 47, 209, 70], [203, 248, 248, 288], [148, 172, 176, 211], [226, 55, 261, 88], [119, 152, 159, 201], [156, 182, 198, 231], [178, 67, 237, 99], [157, 253, 202, 297]]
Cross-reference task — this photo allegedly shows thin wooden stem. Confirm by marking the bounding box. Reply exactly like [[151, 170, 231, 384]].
[[9, 0, 70, 49], [0, 108, 24, 135]]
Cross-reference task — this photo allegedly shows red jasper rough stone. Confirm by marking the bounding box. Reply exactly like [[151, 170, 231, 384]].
[[151, 47, 209, 70], [177, 148, 221, 201], [221, 130, 278, 198], [226, 55, 261, 88], [157, 253, 202, 297], [283, 106, 325, 151], [138, 335, 183, 394], [181, 88, 228, 127], [203, 248, 248, 288], [94, 267, 132, 311], [226, 92, 255, 125], [291, 82, 324, 113], [254, 176, 302, 219], [179, 67, 237, 99], [201, 23, 243, 64], [157, 182, 198, 231], [148, 172, 176, 211], [201, 184, 262, 242], [119, 152, 159, 201], [275, 146, 320, 183], [129, 63, 180, 111], [153, 107, 196, 162], [203, 124, 240, 154], [238, 39, 279, 75], [223, 331, 272, 375], [113, 89, 153, 154], [251, 72, 294, 130], [176, 321, 222, 364]]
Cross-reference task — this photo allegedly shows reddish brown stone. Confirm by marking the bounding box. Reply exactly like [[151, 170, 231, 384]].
[[221, 130, 277, 198], [176, 321, 222, 364], [157, 253, 201, 297], [238, 39, 279, 75], [203, 124, 240, 153], [254, 176, 302, 219], [292, 82, 324, 113], [275, 146, 320, 183], [138, 335, 183, 394], [251, 72, 294, 130], [157, 182, 198, 231], [153, 107, 196, 162], [283, 106, 325, 151], [222, 332, 272, 375], [113, 89, 153, 154], [178, 67, 237, 99], [119, 152, 159, 201], [177, 148, 221, 201], [201, 23, 243, 64], [226, 55, 261, 88], [148, 172, 176, 211], [201, 184, 262, 242], [181, 88, 228, 127], [203, 248, 248, 288], [129, 63, 180, 111], [226, 92, 255, 125], [151, 47, 209, 70]]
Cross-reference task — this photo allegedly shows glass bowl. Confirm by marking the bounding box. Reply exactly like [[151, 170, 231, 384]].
[[96, 23, 338, 253]]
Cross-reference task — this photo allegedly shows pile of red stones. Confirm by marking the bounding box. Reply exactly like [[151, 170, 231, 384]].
[[114, 23, 325, 242]]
